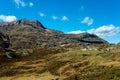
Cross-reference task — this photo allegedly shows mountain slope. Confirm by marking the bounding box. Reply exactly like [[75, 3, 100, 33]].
[[0, 19, 108, 49]]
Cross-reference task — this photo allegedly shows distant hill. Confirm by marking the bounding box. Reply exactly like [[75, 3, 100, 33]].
[[0, 18, 108, 49], [118, 42, 120, 44]]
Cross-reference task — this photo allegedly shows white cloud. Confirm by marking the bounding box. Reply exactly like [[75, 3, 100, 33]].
[[81, 17, 93, 26], [14, 0, 26, 8], [39, 12, 45, 17], [52, 16, 58, 20], [87, 24, 120, 37], [29, 2, 34, 7], [67, 30, 85, 34], [61, 16, 68, 21], [0, 15, 17, 22], [67, 24, 120, 38]]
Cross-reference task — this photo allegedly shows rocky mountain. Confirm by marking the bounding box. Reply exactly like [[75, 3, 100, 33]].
[[0, 19, 108, 49]]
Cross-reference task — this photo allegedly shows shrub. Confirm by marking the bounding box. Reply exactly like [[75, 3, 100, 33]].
[[32, 47, 67, 58]]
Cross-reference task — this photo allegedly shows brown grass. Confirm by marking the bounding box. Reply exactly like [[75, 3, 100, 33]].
[[1, 47, 120, 80]]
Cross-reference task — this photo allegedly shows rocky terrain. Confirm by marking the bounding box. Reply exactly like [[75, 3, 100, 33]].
[[1, 19, 118, 80], [0, 18, 107, 50], [0, 32, 10, 51]]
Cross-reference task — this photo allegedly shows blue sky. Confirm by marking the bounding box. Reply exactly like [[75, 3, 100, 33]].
[[0, 0, 120, 43]]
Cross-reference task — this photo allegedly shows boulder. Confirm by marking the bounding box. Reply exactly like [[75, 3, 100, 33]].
[[6, 52, 17, 58]]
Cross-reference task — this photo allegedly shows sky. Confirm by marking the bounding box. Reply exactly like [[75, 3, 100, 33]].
[[0, 0, 120, 43]]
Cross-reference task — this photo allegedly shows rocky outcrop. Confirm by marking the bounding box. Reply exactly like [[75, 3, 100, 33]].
[[0, 19, 108, 49], [0, 32, 17, 59], [0, 32, 10, 51]]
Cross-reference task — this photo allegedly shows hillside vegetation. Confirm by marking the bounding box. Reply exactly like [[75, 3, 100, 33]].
[[0, 46, 120, 80]]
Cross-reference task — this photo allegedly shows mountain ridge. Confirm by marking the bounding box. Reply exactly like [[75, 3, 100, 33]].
[[0, 19, 108, 49]]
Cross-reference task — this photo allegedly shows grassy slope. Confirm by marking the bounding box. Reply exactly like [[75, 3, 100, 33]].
[[0, 47, 120, 80]]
